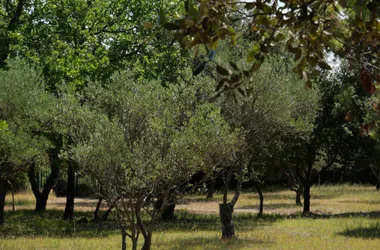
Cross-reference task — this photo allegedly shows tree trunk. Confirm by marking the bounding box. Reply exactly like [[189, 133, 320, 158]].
[[156, 196, 175, 221], [11, 183, 15, 212], [219, 203, 234, 239], [255, 183, 264, 216], [219, 166, 242, 239], [141, 232, 152, 250], [303, 182, 311, 214], [0, 179, 7, 225], [206, 179, 216, 199], [296, 188, 303, 206], [94, 197, 102, 220], [161, 204, 175, 221], [121, 230, 127, 250], [28, 147, 60, 212], [63, 162, 75, 220], [0, 0, 26, 69], [101, 206, 113, 221]]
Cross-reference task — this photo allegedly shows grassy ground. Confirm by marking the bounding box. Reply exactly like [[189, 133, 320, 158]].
[[1, 184, 380, 249]]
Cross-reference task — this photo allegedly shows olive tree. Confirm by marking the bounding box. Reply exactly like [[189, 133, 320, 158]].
[[72, 74, 238, 250], [0, 60, 57, 222]]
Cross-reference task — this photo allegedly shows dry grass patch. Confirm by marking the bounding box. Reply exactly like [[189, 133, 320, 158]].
[[2, 184, 380, 249]]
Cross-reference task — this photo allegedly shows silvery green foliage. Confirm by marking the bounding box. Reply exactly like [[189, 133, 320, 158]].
[[0, 59, 58, 181], [71, 72, 238, 242]]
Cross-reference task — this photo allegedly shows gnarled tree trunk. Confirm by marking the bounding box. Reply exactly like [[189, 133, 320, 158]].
[[219, 165, 242, 239], [28, 147, 60, 212]]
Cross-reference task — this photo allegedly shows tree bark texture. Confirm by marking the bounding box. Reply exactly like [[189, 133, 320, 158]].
[[63, 162, 75, 220], [219, 203, 234, 239]]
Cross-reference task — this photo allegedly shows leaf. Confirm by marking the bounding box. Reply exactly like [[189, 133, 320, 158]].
[[193, 61, 207, 75], [233, 92, 238, 103], [247, 51, 255, 62], [318, 61, 332, 70], [275, 33, 286, 41], [0, 120, 8, 130], [252, 42, 261, 53], [229, 61, 239, 71], [251, 58, 263, 72], [216, 65, 230, 76], [216, 78, 228, 91], [142, 22, 153, 29], [227, 26, 236, 35], [237, 88, 246, 96], [230, 74, 241, 83]]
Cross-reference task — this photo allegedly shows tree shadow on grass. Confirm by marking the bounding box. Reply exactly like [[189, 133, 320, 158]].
[[237, 203, 306, 211], [156, 236, 273, 250], [337, 222, 380, 239], [310, 211, 380, 219], [0, 209, 119, 238], [158, 210, 286, 233]]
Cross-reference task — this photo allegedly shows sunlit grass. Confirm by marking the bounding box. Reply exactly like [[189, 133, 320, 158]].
[[178, 184, 380, 215], [4, 191, 57, 208], [1, 184, 380, 249]]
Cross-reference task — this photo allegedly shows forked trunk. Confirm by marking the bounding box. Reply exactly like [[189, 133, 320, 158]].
[[28, 162, 59, 212], [28, 146, 60, 212]]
